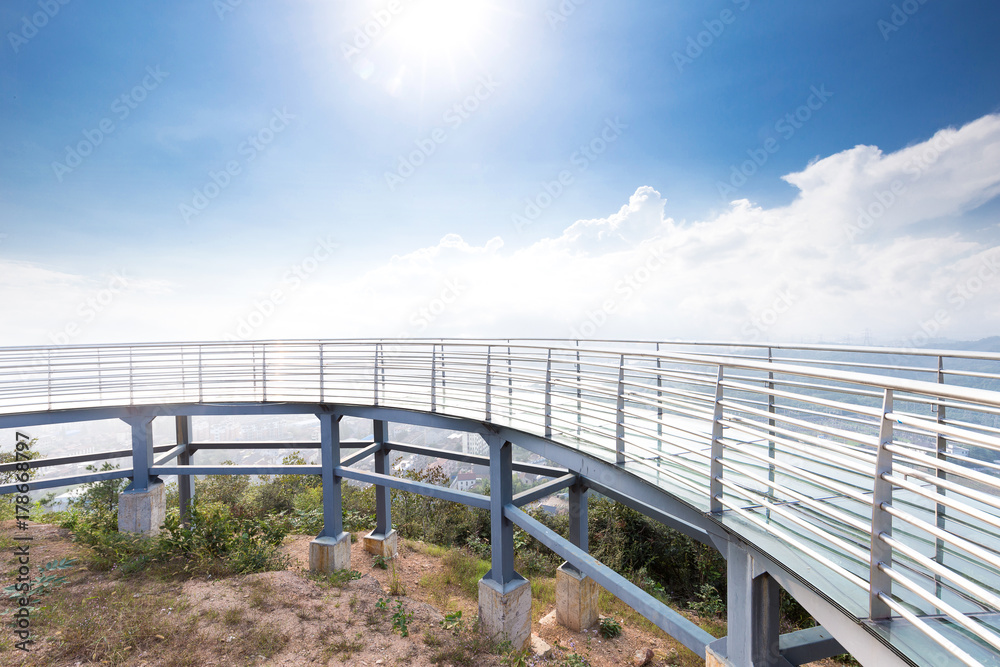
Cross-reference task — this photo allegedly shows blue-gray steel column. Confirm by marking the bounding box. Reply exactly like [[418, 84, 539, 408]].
[[373, 420, 392, 536], [175, 415, 194, 524], [125, 415, 156, 492], [488, 435, 516, 584], [319, 413, 346, 539], [568, 481, 588, 554], [726, 541, 781, 666]]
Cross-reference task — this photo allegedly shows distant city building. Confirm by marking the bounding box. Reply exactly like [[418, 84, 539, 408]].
[[450, 472, 482, 492]]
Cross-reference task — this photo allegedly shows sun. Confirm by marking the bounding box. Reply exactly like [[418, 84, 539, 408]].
[[391, 0, 494, 59]]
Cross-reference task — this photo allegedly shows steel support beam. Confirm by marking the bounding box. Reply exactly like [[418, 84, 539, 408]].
[[725, 540, 781, 667], [335, 466, 491, 510], [749, 548, 909, 667], [151, 465, 321, 476], [176, 415, 193, 524], [512, 473, 577, 508], [319, 413, 346, 539], [505, 504, 714, 659], [340, 442, 381, 468], [583, 476, 711, 546], [0, 444, 175, 474], [777, 626, 846, 666], [489, 426, 716, 541], [123, 415, 156, 492], [373, 420, 392, 536], [488, 436, 516, 585], [386, 441, 568, 478], [0, 468, 133, 496], [568, 480, 588, 553]]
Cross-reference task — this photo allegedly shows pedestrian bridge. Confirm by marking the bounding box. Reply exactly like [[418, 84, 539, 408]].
[[1, 339, 999, 667]]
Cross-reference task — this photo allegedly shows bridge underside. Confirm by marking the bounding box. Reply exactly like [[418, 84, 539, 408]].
[[1, 402, 917, 666]]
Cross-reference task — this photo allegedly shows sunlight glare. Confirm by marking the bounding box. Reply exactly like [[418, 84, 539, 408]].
[[395, 0, 492, 58]]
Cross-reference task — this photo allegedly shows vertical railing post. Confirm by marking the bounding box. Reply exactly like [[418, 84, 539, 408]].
[[431, 344, 437, 412], [656, 342, 663, 441], [261, 344, 268, 402], [576, 342, 582, 436], [485, 346, 492, 421], [507, 342, 513, 416], [544, 349, 553, 439], [128, 347, 134, 405], [440, 343, 447, 407], [47, 348, 52, 410], [319, 343, 325, 403], [615, 354, 626, 465], [198, 345, 204, 403], [710, 365, 725, 514], [374, 343, 380, 406], [870, 388, 895, 620], [935, 355, 947, 600], [766, 346, 776, 520]]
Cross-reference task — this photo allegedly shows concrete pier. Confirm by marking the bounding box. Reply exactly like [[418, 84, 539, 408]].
[[309, 532, 352, 573], [478, 576, 532, 650], [117, 482, 166, 535], [556, 562, 599, 631]]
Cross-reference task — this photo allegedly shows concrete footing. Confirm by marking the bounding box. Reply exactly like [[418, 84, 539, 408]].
[[117, 482, 165, 535], [478, 576, 532, 650], [363, 529, 398, 559], [705, 641, 731, 667], [309, 532, 352, 573], [555, 562, 600, 631]]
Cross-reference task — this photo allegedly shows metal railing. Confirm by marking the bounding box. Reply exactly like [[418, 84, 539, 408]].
[[2, 338, 1000, 665]]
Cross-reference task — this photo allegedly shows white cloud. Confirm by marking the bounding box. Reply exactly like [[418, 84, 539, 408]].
[[4, 113, 1000, 347]]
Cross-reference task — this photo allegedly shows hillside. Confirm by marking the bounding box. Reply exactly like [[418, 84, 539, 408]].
[[1, 521, 712, 667]]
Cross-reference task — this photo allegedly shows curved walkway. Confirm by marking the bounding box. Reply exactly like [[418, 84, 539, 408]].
[[1, 339, 999, 667]]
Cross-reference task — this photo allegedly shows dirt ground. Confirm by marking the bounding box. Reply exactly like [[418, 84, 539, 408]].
[[0, 523, 843, 667]]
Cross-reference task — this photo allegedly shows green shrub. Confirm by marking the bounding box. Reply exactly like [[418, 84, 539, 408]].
[[599, 616, 622, 639]]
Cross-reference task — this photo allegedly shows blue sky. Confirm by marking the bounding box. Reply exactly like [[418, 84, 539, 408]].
[[2, 0, 1000, 346]]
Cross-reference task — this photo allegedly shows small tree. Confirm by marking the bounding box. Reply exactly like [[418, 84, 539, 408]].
[[0, 437, 42, 521]]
